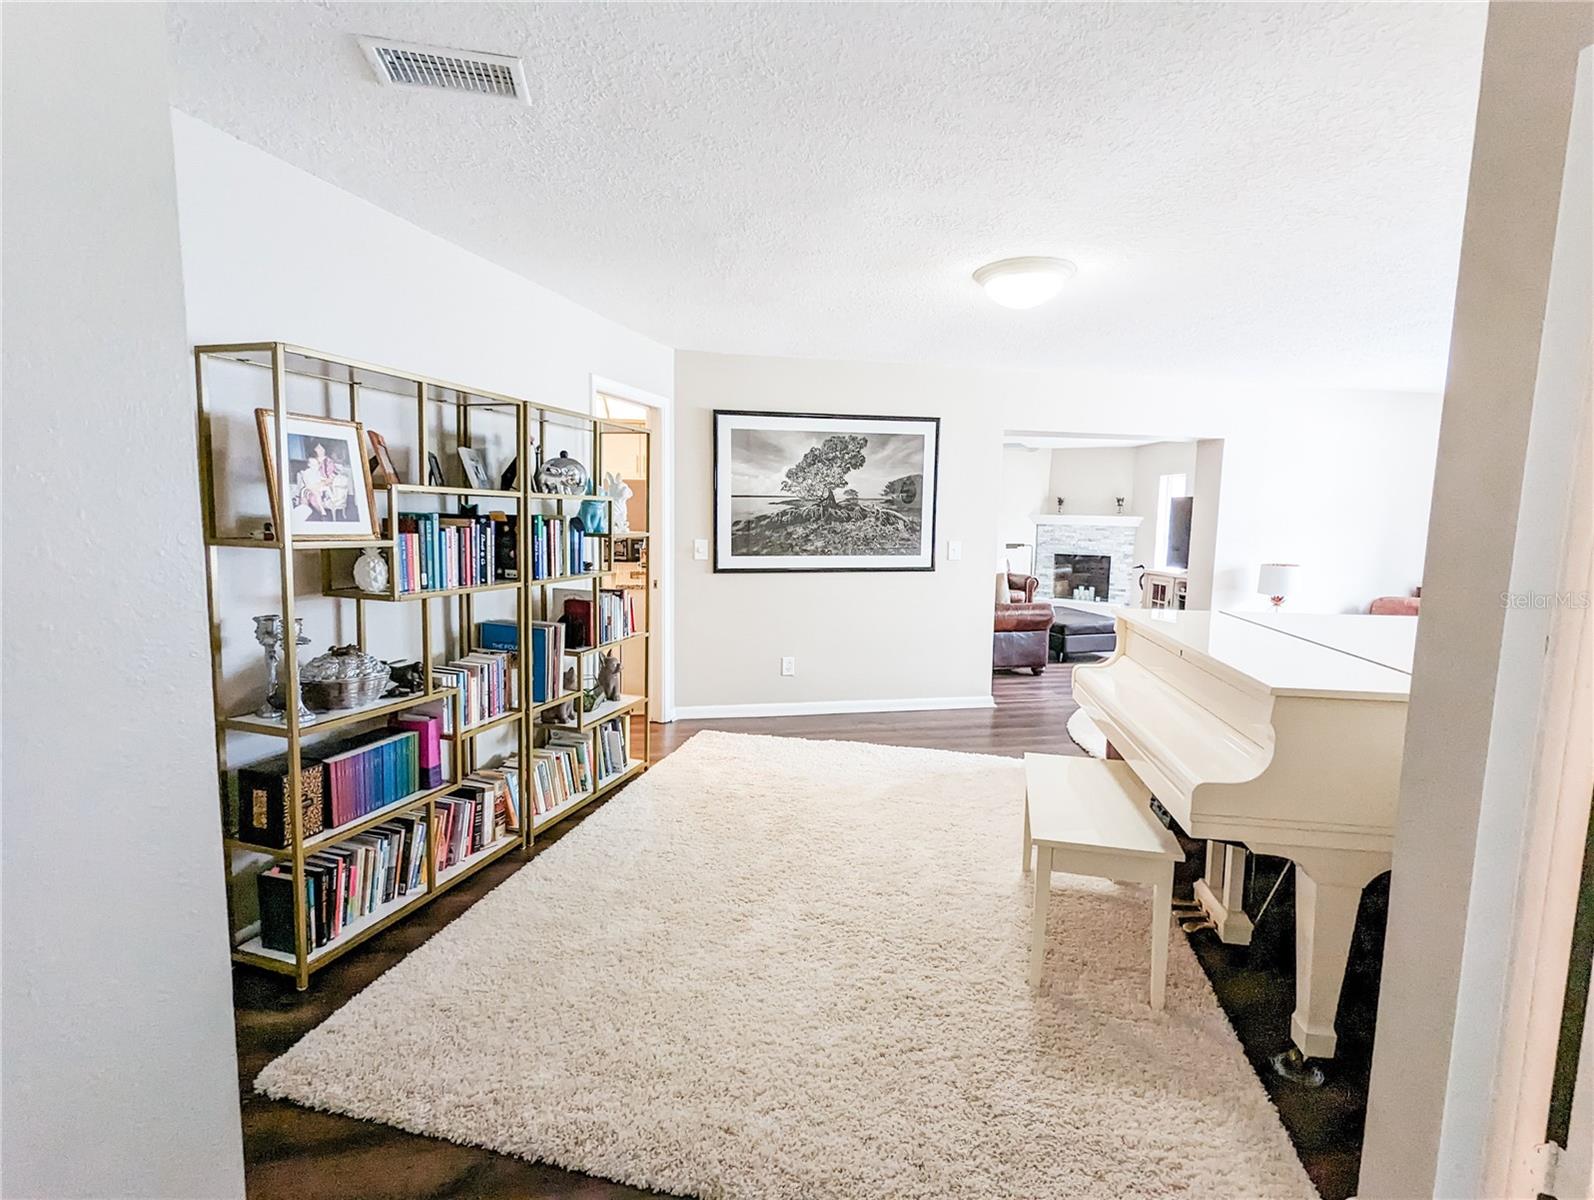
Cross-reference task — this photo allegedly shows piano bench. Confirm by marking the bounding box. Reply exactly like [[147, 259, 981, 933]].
[[1022, 754, 1185, 1010]]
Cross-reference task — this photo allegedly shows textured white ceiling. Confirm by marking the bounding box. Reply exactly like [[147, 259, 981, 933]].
[[166, 3, 1486, 390]]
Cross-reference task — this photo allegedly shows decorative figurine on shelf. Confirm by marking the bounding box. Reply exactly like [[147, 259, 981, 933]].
[[536, 450, 588, 495], [578, 496, 609, 536], [1055, 496, 1065, 513], [384, 659, 425, 697], [353, 547, 389, 594], [597, 650, 622, 701], [1115, 496, 1126, 515], [252, 614, 313, 721], [603, 471, 634, 535]]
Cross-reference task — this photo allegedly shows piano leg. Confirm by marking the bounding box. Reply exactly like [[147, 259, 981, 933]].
[[1192, 841, 1254, 945], [1251, 847, 1389, 1083]]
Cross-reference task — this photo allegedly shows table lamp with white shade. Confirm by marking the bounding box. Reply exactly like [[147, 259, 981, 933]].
[[1258, 563, 1300, 611]]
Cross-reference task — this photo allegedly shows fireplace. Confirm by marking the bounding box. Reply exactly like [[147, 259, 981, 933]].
[[1054, 553, 1110, 601]]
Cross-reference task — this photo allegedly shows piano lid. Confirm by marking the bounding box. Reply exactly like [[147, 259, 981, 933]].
[[1225, 611, 1417, 675], [1119, 610, 1413, 701]]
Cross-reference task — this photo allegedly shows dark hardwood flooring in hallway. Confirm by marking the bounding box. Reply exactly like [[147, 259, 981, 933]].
[[234, 666, 1375, 1200]]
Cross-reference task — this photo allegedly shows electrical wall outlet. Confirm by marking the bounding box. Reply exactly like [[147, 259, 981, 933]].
[[693, 538, 709, 561], [948, 540, 963, 561], [780, 656, 795, 677]]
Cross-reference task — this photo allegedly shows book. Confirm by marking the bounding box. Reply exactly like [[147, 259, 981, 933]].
[[233, 754, 328, 849], [491, 514, 517, 581], [595, 716, 629, 783], [559, 598, 592, 649], [478, 620, 518, 652], [394, 510, 505, 595], [529, 621, 565, 703], [390, 712, 443, 790], [321, 730, 420, 829]]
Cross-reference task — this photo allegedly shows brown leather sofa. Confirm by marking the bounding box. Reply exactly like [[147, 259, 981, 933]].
[[995, 576, 1052, 674], [1005, 572, 1039, 603]]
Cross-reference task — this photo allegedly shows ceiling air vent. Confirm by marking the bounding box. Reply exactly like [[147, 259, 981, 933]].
[[356, 36, 531, 104]]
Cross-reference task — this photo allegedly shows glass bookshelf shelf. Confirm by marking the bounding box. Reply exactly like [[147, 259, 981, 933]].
[[222, 687, 456, 738]]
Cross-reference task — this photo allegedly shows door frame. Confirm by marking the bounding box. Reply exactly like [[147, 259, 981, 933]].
[[1446, 44, 1594, 1197], [590, 373, 675, 723]]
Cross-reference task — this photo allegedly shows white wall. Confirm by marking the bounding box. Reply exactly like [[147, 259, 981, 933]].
[[1209, 400, 1438, 612], [1, 6, 246, 1197], [998, 445, 1051, 569], [1130, 441, 1199, 570], [676, 351, 1442, 713], [168, 112, 678, 914], [1361, 7, 1594, 1197], [675, 354, 1002, 715], [1047, 447, 1136, 515], [170, 112, 674, 410]]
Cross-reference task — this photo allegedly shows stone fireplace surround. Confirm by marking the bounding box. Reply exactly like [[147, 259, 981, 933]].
[[1031, 515, 1142, 606]]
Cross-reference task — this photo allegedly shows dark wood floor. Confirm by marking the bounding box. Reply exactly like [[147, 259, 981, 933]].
[[234, 665, 1379, 1200]]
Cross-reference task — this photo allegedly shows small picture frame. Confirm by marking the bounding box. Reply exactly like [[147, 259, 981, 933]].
[[426, 452, 446, 488], [457, 447, 492, 491], [256, 410, 380, 541], [367, 430, 399, 486]]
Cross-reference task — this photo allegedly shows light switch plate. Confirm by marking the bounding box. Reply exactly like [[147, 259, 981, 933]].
[[694, 538, 709, 561], [780, 656, 795, 677]]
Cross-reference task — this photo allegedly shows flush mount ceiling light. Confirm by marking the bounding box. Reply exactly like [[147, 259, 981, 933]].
[[973, 257, 1077, 310]]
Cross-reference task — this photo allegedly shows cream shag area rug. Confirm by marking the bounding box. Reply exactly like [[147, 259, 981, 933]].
[[258, 731, 1316, 1199], [1066, 707, 1109, 759]]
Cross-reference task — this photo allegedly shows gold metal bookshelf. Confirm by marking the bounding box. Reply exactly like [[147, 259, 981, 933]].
[[195, 342, 652, 989]]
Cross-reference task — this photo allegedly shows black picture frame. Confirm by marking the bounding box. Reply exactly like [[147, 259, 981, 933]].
[[712, 409, 941, 573]]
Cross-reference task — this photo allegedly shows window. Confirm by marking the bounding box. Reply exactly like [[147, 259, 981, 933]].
[[1153, 472, 1190, 568]]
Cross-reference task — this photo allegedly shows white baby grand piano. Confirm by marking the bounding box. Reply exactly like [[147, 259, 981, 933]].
[[1072, 609, 1416, 1081]]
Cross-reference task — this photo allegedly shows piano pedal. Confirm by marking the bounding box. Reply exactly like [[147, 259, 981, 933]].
[[1269, 1046, 1326, 1088], [1179, 917, 1216, 934], [1171, 899, 1203, 911]]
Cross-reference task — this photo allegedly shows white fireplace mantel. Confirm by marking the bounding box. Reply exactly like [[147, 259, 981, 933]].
[[1031, 514, 1144, 527]]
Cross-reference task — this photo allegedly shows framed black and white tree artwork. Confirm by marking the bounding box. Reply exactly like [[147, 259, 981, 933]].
[[713, 410, 940, 572]]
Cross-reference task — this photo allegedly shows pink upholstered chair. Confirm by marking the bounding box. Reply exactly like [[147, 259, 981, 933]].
[[1369, 587, 1422, 616]]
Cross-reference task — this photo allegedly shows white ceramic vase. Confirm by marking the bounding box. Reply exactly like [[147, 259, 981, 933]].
[[353, 547, 390, 594]]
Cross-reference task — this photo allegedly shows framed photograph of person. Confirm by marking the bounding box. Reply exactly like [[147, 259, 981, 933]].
[[427, 452, 447, 488], [712, 410, 940, 572], [366, 429, 400, 486], [457, 446, 492, 490], [255, 410, 380, 541]]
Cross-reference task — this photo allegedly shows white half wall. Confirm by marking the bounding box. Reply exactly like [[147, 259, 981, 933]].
[[170, 111, 674, 410], [676, 351, 1443, 712], [1, 6, 246, 1197]]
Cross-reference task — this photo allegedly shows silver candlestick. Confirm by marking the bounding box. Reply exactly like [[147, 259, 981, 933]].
[[252, 614, 313, 721]]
